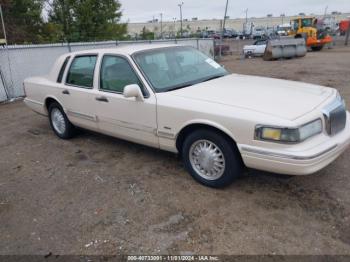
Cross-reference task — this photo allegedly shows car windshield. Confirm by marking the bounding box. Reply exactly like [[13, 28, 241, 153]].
[[133, 46, 228, 93]]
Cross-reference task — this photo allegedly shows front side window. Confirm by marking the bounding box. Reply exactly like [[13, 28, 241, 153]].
[[133, 47, 228, 93], [100, 55, 143, 93], [66, 55, 97, 88]]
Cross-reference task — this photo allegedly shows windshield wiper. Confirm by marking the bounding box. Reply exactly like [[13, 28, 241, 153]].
[[167, 83, 194, 92], [201, 74, 226, 83], [166, 74, 226, 92]]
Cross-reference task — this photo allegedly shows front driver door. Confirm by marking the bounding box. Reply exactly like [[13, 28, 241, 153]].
[[94, 54, 158, 148]]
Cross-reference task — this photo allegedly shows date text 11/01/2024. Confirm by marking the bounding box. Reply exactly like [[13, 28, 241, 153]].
[[127, 255, 219, 261]]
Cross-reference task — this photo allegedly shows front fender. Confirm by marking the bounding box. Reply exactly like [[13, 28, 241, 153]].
[[176, 119, 238, 142]]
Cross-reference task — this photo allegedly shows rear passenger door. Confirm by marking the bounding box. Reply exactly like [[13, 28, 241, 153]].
[[61, 54, 100, 131], [95, 54, 158, 148]]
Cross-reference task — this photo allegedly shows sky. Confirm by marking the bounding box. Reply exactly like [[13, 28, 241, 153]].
[[119, 0, 350, 23]]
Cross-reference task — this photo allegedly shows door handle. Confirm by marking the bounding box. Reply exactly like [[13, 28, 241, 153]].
[[95, 96, 109, 103], [62, 89, 70, 95]]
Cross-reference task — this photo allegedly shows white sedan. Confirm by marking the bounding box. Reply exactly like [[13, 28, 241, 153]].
[[24, 44, 350, 188]]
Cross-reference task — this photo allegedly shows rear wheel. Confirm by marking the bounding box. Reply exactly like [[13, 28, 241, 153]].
[[48, 102, 76, 139], [182, 129, 243, 188]]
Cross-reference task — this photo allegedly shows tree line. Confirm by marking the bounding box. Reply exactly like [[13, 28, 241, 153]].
[[0, 0, 127, 44]]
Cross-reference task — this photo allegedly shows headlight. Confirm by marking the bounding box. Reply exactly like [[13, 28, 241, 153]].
[[255, 119, 323, 143]]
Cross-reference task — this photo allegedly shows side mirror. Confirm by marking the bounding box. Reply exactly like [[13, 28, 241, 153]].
[[123, 84, 144, 102]]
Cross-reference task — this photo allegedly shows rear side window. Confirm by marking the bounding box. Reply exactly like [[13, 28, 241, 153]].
[[57, 56, 70, 83], [66, 55, 97, 88]]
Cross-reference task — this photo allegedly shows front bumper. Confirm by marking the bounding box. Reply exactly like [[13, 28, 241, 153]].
[[239, 112, 350, 175]]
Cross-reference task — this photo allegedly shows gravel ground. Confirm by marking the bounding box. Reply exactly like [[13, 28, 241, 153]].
[[0, 41, 350, 256]]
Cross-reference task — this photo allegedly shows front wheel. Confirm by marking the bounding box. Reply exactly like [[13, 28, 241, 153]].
[[182, 129, 243, 188]]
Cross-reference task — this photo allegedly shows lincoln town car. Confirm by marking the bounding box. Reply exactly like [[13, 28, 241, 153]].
[[23, 44, 350, 187]]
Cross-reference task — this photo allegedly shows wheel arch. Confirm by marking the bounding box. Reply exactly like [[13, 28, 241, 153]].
[[175, 120, 240, 155], [44, 96, 63, 115]]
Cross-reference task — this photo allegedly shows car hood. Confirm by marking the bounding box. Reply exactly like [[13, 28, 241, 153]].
[[169, 74, 334, 120]]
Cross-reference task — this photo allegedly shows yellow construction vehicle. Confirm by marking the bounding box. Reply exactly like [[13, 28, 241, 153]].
[[288, 16, 333, 51]]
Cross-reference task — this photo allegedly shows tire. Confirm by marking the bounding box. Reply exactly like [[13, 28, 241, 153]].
[[245, 51, 253, 58], [311, 46, 324, 51], [182, 129, 243, 188], [48, 102, 76, 139]]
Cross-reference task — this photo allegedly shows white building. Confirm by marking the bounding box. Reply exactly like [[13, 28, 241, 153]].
[[127, 13, 350, 37]]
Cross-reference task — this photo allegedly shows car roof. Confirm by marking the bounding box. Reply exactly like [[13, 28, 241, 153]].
[[68, 43, 183, 57]]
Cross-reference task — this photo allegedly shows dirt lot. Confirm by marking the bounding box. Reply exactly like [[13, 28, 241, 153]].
[[1, 41, 350, 256]]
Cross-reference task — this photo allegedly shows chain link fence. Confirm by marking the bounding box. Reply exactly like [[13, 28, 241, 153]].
[[0, 69, 8, 102], [0, 39, 214, 102]]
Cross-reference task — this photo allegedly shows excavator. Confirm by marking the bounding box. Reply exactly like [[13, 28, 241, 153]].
[[288, 16, 333, 51]]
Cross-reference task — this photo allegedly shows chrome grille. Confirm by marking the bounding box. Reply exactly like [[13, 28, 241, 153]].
[[323, 98, 347, 136]]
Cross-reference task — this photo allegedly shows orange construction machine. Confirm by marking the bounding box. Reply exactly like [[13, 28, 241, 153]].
[[289, 16, 333, 51]]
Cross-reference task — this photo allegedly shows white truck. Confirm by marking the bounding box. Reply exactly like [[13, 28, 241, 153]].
[[252, 26, 267, 39], [243, 39, 268, 57], [277, 24, 292, 36]]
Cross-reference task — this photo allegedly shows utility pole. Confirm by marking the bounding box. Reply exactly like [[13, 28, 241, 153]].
[[324, 6, 328, 17], [281, 14, 285, 25], [222, 0, 229, 35], [244, 8, 248, 35], [173, 18, 177, 38], [178, 2, 184, 38], [220, 0, 229, 59], [160, 13, 163, 39], [0, 4, 7, 45]]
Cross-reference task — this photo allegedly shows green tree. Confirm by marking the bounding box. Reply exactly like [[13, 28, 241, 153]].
[[0, 0, 45, 44], [47, 0, 127, 42], [47, 0, 74, 41], [141, 26, 154, 40], [41, 22, 64, 42]]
